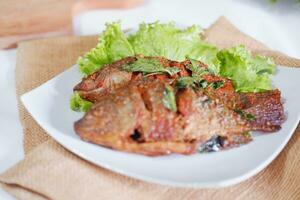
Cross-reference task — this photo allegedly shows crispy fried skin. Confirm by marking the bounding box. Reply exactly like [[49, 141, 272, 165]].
[[203, 74, 285, 132], [238, 90, 284, 131], [75, 80, 251, 156], [75, 81, 198, 155], [177, 88, 250, 143], [74, 57, 136, 102]]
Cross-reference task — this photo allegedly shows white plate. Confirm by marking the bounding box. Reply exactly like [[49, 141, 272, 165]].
[[21, 65, 300, 188]]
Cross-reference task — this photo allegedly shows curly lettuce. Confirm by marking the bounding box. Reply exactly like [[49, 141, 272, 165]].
[[77, 22, 134, 75], [127, 22, 219, 73], [70, 92, 93, 112], [77, 21, 219, 76], [217, 45, 275, 92]]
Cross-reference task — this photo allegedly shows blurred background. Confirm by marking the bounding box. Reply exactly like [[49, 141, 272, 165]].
[[0, 0, 300, 56], [0, 0, 299, 199]]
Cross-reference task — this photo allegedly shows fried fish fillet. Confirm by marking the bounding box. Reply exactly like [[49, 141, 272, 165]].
[[75, 57, 284, 133], [73, 56, 285, 155], [75, 79, 251, 156]]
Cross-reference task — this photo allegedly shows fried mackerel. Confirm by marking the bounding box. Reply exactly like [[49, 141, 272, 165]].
[[73, 56, 285, 156]]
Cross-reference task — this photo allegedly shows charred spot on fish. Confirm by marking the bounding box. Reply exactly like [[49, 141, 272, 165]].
[[198, 135, 225, 153], [130, 130, 143, 142]]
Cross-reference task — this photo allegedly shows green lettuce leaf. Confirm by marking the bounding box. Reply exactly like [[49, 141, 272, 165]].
[[77, 21, 219, 76], [217, 45, 275, 92], [128, 22, 220, 74], [187, 43, 220, 74], [77, 22, 134, 75], [128, 22, 203, 60], [70, 92, 93, 112]]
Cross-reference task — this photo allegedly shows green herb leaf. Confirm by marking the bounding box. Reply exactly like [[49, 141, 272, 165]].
[[245, 113, 256, 121], [188, 57, 201, 72], [70, 92, 93, 112], [234, 109, 256, 121], [122, 58, 181, 76], [176, 77, 210, 90], [176, 77, 196, 88], [197, 79, 208, 88], [186, 56, 211, 77], [164, 67, 181, 76], [162, 85, 177, 112], [176, 57, 213, 89], [210, 80, 225, 89]]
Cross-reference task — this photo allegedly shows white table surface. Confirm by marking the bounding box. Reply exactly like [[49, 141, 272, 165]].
[[0, 0, 299, 199]]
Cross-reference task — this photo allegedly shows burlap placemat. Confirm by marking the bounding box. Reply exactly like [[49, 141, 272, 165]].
[[16, 35, 98, 153], [1, 16, 300, 200]]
